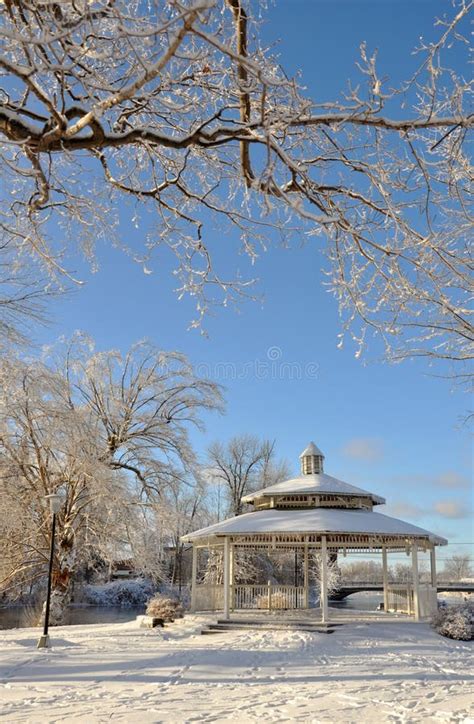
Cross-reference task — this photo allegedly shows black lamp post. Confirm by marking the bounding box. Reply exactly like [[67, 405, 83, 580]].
[[37, 493, 63, 649]]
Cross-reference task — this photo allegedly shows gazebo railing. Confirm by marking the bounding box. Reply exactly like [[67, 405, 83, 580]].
[[193, 583, 305, 611], [232, 584, 267, 609], [418, 584, 438, 618], [387, 584, 413, 614], [386, 583, 437, 617], [193, 584, 224, 611], [193, 582, 437, 617], [234, 584, 305, 610]]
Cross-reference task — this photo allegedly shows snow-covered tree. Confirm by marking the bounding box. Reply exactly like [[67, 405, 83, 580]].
[[310, 551, 341, 600], [441, 554, 473, 582], [390, 561, 429, 583], [201, 545, 261, 586], [0, 240, 57, 352], [62, 336, 222, 496], [339, 560, 384, 583], [0, 337, 222, 621], [118, 504, 168, 585], [202, 547, 224, 585], [0, 1, 471, 372], [207, 435, 290, 516], [159, 467, 211, 589], [0, 358, 120, 619]]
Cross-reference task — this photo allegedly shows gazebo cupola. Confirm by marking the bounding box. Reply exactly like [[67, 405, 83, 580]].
[[300, 441, 324, 475]]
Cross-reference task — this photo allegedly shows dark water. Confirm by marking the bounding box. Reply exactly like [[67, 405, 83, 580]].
[[0, 605, 145, 630], [332, 592, 383, 610], [332, 592, 467, 611], [1, 592, 464, 630], [0, 594, 383, 630]]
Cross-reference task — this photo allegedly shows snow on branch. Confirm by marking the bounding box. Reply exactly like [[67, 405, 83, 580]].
[[0, 0, 472, 371]]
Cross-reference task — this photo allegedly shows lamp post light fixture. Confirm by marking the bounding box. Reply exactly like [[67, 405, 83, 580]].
[[37, 493, 63, 649]]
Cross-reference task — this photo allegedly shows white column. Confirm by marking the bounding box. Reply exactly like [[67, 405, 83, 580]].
[[382, 545, 389, 614], [223, 537, 230, 620], [229, 543, 235, 611], [412, 540, 420, 621], [430, 545, 438, 617], [321, 536, 329, 623], [190, 544, 198, 612], [430, 546, 437, 587], [304, 542, 309, 609]]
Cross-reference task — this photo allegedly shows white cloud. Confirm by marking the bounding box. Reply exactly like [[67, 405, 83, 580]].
[[433, 500, 470, 519], [384, 502, 423, 520], [433, 471, 471, 490], [382, 499, 472, 523], [342, 437, 384, 462]]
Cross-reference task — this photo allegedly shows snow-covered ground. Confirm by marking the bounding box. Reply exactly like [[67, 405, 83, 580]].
[[0, 615, 472, 723]]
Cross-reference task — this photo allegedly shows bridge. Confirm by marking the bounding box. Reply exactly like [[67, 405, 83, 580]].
[[330, 582, 474, 601]]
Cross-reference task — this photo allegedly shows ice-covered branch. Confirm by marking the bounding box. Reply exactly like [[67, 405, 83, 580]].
[[0, 0, 471, 371]]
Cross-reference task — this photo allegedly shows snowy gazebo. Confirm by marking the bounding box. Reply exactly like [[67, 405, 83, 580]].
[[182, 443, 446, 622]]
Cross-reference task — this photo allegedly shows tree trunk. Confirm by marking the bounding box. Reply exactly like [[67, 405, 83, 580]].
[[177, 545, 184, 594], [171, 550, 178, 585], [39, 570, 74, 626], [233, 498, 242, 516], [39, 529, 77, 626], [44, 586, 72, 625]]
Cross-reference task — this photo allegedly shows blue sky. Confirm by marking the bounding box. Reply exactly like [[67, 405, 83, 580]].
[[33, 0, 472, 567]]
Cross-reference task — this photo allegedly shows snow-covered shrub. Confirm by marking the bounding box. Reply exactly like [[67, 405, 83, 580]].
[[256, 591, 289, 610], [146, 594, 183, 622], [84, 578, 155, 608], [159, 582, 191, 610], [432, 603, 473, 641]]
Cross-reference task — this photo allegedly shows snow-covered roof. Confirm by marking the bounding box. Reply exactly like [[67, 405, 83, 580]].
[[241, 473, 385, 505], [299, 441, 324, 458], [182, 508, 447, 545]]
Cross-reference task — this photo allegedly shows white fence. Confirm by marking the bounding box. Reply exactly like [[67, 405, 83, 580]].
[[234, 584, 305, 610], [193, 584, 305, 611], [387, 583, 437, 618], [193, 584, 224, 611], [419, 584, 438, 618], [194, 582, 438, 616]]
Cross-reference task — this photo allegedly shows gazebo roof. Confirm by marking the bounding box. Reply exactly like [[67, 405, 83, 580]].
[[182, 507, 447, 545], [299, 441, 324, 458], [241, 473, 385, 505], [182, 441, 448, 552]]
